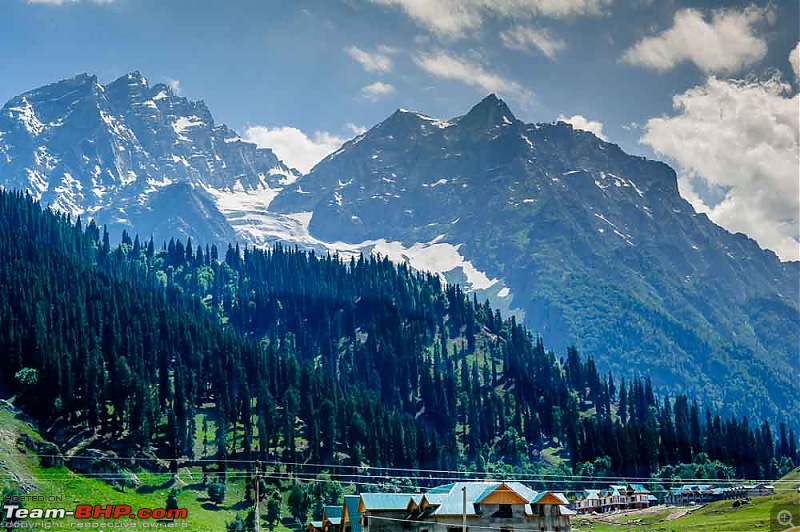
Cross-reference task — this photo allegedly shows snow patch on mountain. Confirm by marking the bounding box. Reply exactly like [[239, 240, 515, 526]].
[[210, 183, 282, 214], [7, 98, 45, 136], [172, 116, 205, 140], [214, 189, 500, 291], [359, 237, 498, 290]]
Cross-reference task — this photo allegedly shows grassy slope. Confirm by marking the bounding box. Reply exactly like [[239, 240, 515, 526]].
[[777, 466, 800, 493], [573, 468, 800, 531], [0, 407, 294, 532], [3, 404, 798, 532]]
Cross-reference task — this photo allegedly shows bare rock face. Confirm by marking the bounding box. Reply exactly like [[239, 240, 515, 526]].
[[17, 433, 64, 468]]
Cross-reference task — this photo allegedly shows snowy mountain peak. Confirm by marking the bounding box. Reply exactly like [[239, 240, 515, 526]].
[[268, 94, 799, 426], [122, 70, 148, 85], [0, 72, 300, 244], [457, 93, 517, 130]]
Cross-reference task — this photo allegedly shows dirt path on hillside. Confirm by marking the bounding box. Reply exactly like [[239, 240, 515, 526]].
[[580, 504, 701, 526], [665, 507, 698, 520]]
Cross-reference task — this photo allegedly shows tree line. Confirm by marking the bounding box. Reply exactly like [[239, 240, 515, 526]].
[[0, 189, 795, 484]]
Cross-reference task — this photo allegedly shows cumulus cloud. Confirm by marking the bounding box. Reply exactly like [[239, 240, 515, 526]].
[[345, 123, 368, 136], [345, 45, 394, 73], [500, 26, 565, 59], [244, 126, 349, 174], [371, 0, 609, 37], [360, 81, 396, 101], [414, 50, 533, 103], [556, 114, 607, 140], [166, 79, 181, 95], [790, 42, 800, 81], [622, 7, 770, 74], [641, 76, 799, 261]]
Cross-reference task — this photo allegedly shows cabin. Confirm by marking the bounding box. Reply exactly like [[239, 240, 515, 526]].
[[308, 505, 345, 532], [324, 505, 344, 532], [743, 483, 775, 498], [342, 495, 363, 532], [664, 484, 711, 505], [358, 481, 572, 532], [625, 484, 652, 509], [572, 489, 601, 514], [572, 484, 653, 514], [663, 484, 746, 506], [358, 493, 420, 532]]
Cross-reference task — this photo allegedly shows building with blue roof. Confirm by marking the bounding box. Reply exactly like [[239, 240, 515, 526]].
[[663, 484, 747, 506], [342, 495, 363, 532], [309, 481, 572, 532], [572, 483, 653, 514], [359, 481, 571, 532]]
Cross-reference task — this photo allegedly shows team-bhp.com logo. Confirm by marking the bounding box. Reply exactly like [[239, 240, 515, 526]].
[[772, 499, 800, 532], [4, 504, 188, 525]]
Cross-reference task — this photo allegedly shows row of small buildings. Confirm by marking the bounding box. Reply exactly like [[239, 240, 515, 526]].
[[309, 481, 574, 532], [663, 482, 774, 506], [571, 484, 655, 514], [571, 482, 775, 513], [306, 478, 777, 532]]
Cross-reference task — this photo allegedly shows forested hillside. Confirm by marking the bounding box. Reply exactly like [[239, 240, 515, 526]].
[[0, 190, 796, 483], [271, 96, 800, 425]]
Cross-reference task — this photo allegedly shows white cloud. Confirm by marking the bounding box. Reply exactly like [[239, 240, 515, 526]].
[[414, 50, 533, 103], [345, 45, 394, 73], [790, 42, 800, 81], [500, 26, 565, 59], [622, 7, 770, 74], [345, 123, 368, 136], [361, 81, 396, 101], [371, 0, 609, 37], [556, 114, 607, 140], [244, 126, 349, 174], [641, 76, 799, 261], [166, 79, 181, 95]]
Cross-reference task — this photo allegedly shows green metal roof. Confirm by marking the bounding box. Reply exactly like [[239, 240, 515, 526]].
[[324, 505, 343, 519], [360, 493, 416, 511], [582, 489, 601, 500], [424, 482, 540, 516], [530, 492, 569, 505], [427, 483, 455, 494], [344, 495, 362, 532]]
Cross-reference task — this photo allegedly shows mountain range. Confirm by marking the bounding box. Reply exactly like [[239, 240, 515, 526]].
[[0, 71, 297, 244], [1, 72, 797, 423]]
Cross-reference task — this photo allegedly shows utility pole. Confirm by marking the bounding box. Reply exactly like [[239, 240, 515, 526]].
[[462, 486, 467, 532], [255, 462, 261, 532]]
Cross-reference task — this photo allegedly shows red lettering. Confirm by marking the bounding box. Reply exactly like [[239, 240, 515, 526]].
[[93, 505, 114, 519], [74, 505, 93, 519], [113, 505, 131, 519]]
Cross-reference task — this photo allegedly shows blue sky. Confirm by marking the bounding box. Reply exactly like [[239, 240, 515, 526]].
[[1, 0, 798, 259]]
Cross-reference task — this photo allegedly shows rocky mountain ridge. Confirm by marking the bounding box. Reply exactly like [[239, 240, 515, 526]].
[[1, 75, 797, 423]]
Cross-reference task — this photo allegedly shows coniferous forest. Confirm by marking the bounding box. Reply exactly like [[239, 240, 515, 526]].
[[0, 190, 796, 484]]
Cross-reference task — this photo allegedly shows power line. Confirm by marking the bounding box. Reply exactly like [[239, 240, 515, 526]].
[[1, 465, 791, 487], [22, 454, 792, 485]]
